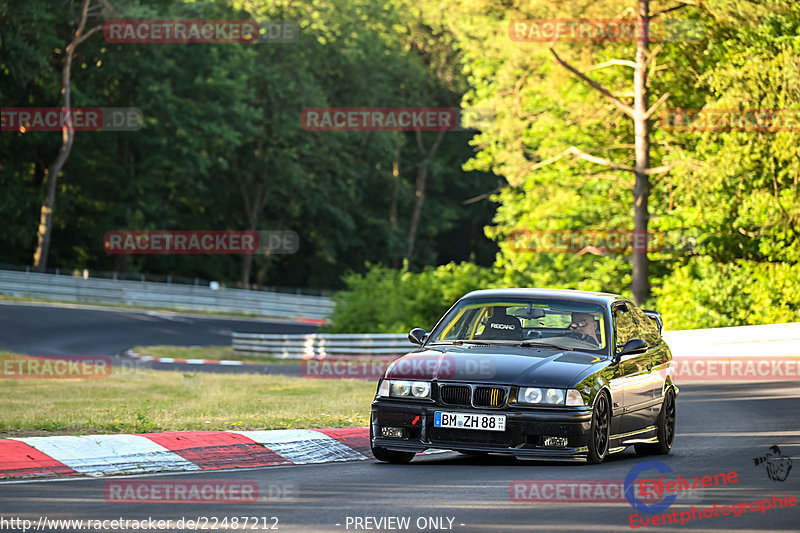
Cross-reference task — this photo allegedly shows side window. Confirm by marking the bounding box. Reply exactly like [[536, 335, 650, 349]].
[[630, 306, 661, 346], [613, 305, 639, 347]]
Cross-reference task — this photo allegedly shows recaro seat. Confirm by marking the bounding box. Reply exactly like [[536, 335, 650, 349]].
[[480, 307, 523, 341]]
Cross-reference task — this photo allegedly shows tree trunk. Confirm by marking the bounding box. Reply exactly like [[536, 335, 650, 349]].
[[631, 0, 651, 305], [32, 0, 101, 272], [232, 148, 268, 289], [389, 147, 400, 232], [406, 130, 445, 263]]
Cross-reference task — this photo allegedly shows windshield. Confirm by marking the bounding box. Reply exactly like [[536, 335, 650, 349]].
[[428, 298, 607, 352]]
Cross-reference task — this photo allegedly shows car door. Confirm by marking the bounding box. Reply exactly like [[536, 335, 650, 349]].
[[630, 304, 671, 408], [613, 302, 656, 435]]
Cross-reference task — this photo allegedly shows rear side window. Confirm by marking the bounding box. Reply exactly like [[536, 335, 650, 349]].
[[630, 306, 661, 346]]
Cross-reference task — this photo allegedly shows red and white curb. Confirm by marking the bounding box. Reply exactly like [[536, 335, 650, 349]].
[[123, 349, 249, 366], [123, 349, 398, 366], [0, 428, 374, 479]]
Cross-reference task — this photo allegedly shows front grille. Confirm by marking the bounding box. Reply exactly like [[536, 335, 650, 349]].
[[429, 427, 513, 447], [439, 385, 471, 406], [473, 387, 507, 408]]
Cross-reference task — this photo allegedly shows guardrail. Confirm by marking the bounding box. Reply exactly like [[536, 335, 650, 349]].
[[232, 333, 414, 359], [0, 269, 334, 320], [234, 322, 800, 360]]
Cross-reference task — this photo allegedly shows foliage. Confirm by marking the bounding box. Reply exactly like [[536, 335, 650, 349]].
[[655, 256, 800, 330], [326, 0, 800, 332], [2, 0, 799, 329], [0, 0, 497, 289], [323, 261, 494, 333]]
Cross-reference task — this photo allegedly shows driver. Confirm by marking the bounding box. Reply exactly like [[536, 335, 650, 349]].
[[569, 312, 600, 345]]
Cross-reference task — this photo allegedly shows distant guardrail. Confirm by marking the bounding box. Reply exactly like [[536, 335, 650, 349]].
[[236, 322, 800, 360], [0, 269, 334, 320], [232, 333, 414, 359]]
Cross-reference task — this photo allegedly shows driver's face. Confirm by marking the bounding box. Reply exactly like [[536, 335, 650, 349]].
[[570, 313, 596, 337]]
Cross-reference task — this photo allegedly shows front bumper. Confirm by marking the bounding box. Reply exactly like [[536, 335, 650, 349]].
[[371, 400, 593, 461]]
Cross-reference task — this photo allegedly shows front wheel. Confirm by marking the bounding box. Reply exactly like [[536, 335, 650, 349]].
[[587, 392, 610, 464], [635, 387, 676, 456]]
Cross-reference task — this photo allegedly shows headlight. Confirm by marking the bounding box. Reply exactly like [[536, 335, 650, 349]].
[[566, 389, 585, 406], [546, 388, 565, 405], [381, 380, 431, 399], [518, 387, 566, 405], [391, 380, 412, 397], [519, 387, 542, 404], [411, 381, 431, 398]]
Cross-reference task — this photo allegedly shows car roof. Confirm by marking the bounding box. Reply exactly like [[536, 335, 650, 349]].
[[460, 288, 624, 306]]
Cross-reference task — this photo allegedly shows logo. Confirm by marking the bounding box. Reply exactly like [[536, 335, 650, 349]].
[[753, 446, 792, 482], [624, 461, 677, 514], [509, 479, 659, 503], [662, 108, 800, 132], [664, 357, 800, 381], [301, 108, 457, 131], [508, 229, 665, 255], [104, 481, 259, 503], [490, 323, 515, 330], [509, 18, 703, 43], [0, 356, 111, 379], [103, 230, 299, 254], [103, 20, 299, 44], [301, 359, 388, 380], [1, 108, 143, 132], [385, 354, 496, 380]]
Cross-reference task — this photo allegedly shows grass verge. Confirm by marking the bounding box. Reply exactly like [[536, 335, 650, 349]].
[[0, 351, 375, 437]]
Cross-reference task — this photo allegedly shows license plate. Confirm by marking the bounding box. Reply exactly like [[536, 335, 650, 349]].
[[434, 411, 506, 432]]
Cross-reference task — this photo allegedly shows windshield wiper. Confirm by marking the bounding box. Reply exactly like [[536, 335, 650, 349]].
[[517, 341, 571, 350], [427, 340, 494, 346]]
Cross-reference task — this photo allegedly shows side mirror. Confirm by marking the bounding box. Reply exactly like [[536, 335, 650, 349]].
[[408, 328, 428, 346], [615, 338, 647, 357]]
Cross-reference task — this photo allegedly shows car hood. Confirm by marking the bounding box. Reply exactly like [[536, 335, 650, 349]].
[[384, 344, 609, 388]]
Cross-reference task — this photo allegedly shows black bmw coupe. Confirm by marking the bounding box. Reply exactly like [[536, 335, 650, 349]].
[[370, 288, 678, 464]]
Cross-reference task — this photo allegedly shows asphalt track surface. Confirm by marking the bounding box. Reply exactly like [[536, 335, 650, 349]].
[[0, 301, 315, 375], [1, 382, 798, 532], [1, 302, 798, 532]]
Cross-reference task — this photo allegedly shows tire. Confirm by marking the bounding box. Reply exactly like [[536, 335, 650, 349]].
[[587, 392, 610, 464], [635, 387, 676, 456], [372, 446, 416, 464], [370, 423, 415, 464]]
